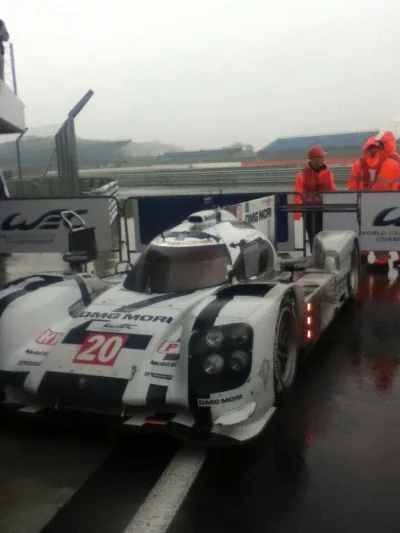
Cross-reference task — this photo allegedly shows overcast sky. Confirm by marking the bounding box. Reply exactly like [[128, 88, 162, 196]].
[[2, 0, 400, 150]]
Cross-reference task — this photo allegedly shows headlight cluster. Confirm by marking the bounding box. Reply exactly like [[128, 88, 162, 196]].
[[202, 350, 250, 374], [201, 325, 251, 375], [189, 323, 253, 394]]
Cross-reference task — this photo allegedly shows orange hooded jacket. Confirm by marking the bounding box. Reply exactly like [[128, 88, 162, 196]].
[[372, 131, 400, 191], [347, 137, 380, 191]]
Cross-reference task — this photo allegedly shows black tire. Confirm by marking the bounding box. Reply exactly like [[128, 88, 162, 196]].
[[347, 240, 361, 299], [273, 294, 299, 406]]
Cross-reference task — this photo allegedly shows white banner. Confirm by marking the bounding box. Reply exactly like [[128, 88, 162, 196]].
[[276, 193, 295, 252], [0, 198, 112, 253], [233, 195, 276, 244], [360, 192, 400, 250], [322, 192, 359, 234]]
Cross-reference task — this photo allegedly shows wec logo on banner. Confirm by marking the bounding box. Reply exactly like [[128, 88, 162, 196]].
[[360, 193, 400, 250], [373, 207, 400, 227], [0, 198, 112, 253], [1, 209, 88, 231]]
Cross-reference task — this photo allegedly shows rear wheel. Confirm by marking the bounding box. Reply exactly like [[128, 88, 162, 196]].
[[348, 241, 360, 299], [273, 295, 299, 406]]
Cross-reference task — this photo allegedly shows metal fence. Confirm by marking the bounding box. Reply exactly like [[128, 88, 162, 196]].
[[6, 177, 118, 199], [75, 165, 352, 189], [6, 165, 352, 200], [81, 180, 119, 225]]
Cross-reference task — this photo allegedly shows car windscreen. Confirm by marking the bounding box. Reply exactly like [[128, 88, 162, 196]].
[[123, 244, 231, 293]]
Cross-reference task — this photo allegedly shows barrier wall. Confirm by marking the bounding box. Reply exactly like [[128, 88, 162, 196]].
[[2, 191, 399, 261], [123, 191, 400, 261]]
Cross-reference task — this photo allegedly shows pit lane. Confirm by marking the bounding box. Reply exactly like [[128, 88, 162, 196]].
[[1, 254, 400, 533]]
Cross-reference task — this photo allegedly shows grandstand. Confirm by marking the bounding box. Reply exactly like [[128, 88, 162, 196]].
[[256, 130, 380, 162], [154, 131, 383, 167]]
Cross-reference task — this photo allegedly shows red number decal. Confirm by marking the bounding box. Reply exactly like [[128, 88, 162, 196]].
[[73, 333, 128, 366]]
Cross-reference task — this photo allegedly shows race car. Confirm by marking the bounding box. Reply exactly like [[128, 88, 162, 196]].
[[0, 206, 360, 444]]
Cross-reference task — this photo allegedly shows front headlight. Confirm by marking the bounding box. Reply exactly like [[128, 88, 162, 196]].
[[203, 353, 225, 374], [205, 329, 224, 349], [229, 350, 250, 371]]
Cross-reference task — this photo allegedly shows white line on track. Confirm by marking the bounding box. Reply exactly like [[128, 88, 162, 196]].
[[123, 445, 207, 533]]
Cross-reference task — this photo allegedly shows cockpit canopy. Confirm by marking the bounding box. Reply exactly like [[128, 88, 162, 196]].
[[123, 243, 232, 294]]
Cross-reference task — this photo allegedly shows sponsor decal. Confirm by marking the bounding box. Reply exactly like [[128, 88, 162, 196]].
[[150, 360, 178, 368], [197, 394, 243, 407], [1, 209, 88, 231], [157, 340, 180, 355], [25, 348, 47, 357], [79, 311, 173, 324], [18, 360, 41, 366], [73, 333, 128, 366], [96, 322, 138, 331], [244, 208, 272, 225], [64, 253, 89, 262], [144, 371, 172, 381], [36, 329, 63, 346]]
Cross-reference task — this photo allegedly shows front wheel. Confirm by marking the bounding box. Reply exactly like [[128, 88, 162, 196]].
[[273, 295, 299, 406]]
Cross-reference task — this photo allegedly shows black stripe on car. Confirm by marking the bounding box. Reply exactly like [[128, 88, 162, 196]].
[[114, 290, 194, 313], [0, 276, 65, 318], [0, 274, 64, 291], [62, 320, 152, 350], [188, 295, 234, 431], [0, 289, 29, 318]]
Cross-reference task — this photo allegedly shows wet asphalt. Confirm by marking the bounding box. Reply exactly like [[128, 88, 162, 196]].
[[1, 255, 400, 533]]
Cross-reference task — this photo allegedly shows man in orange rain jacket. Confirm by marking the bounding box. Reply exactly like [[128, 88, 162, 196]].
[[368, 131, 400, 274], [347, 137, 381, 266], [294, 146, 336, 251]]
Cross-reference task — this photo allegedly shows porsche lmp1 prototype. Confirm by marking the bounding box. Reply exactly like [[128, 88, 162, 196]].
[[0, 207, 360, 444]]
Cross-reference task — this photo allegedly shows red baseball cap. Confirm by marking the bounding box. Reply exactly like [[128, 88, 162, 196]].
[[307, 146, 326, 159]]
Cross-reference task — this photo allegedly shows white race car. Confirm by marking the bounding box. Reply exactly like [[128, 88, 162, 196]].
[[0, 207, 360, 444]]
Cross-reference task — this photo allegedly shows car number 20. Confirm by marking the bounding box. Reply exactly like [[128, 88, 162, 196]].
[[73, 333, 129, 366]]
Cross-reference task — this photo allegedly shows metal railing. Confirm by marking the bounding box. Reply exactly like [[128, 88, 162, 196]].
[[67, 165, 352, 189], [81, 180, 119, 224], [6, 176, 116, 198]]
